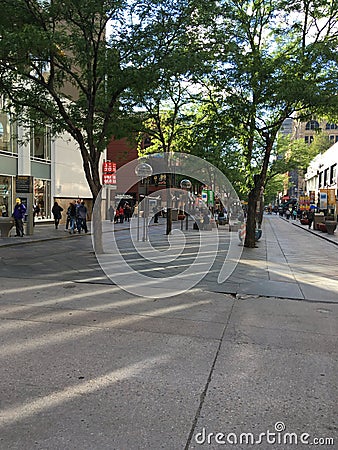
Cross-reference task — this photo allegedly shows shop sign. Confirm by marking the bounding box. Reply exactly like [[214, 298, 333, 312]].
[[115, 193, 135, 201], [102, 174, 117, 185], [103, 161, 116, 174], [319, 192, 327, 209], [102, 161, 117, 185], [299, 195, 310, 211], [320, 189, 335, 207], [16, 175, 33, 193], [202, 189, 214, 206]]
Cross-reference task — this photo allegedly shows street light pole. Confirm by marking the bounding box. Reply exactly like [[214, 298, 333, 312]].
[[135, 162, 153, 241]]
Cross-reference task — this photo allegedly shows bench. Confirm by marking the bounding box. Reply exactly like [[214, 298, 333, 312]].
[[0, 217, 15, 237]]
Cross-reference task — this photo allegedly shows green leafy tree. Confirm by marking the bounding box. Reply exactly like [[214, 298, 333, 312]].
[[197, 0, 338, 247], [266, 131, 333, 201], [0, 0, 205, 205]]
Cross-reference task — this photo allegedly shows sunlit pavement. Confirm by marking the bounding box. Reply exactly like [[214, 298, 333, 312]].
[[0, 215, 337, 449]]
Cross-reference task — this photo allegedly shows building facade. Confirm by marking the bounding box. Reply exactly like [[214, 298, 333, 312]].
[[279, 118, 338, 202], [305, 141, 338, 215], [0, 107, 92, 224]]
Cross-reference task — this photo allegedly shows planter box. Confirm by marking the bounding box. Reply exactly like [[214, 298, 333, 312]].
[[0, 217, 15, 237], [325, 220, 337, 235], [318, 223, 327, 232]]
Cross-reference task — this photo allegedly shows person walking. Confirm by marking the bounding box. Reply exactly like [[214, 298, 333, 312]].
[[292, 209, 297, 220], [52, 201, 63, 229], [307, 209, 315, 229], [124, 203, 132, 222], [114, 208, 120, 223], [12, 198, 26, 237], [76, 201, 88, 233], [285, 209, 291, 220], [118, 205, 124, 223], [67, 201, 77, 234]]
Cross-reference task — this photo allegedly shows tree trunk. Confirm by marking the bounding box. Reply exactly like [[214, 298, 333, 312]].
[[91, 189, 104, 254], [244, 188, 259, 248], [83, 151, 103, 254]]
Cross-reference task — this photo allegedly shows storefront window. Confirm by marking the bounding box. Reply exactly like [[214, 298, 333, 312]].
[[0, 176, 12, 217], [34, 179, 51, 219], [0, 113, 17, 154], [30, 125, 51, 161]]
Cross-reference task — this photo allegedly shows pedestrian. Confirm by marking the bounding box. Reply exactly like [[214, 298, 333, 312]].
[[292, 209, 297, 220], [202, 209, 211, 230], [33, 203, 40, 226], [285, 209, 291, 220], [114, 208, 119, 223], [118, 205, 124, 223], [124, 203, 131, 222], [108, 205, 115, 222], [76, 201, 88, 233], [12, 198, 26, 237], [307, 209, 315, 229], [65, 203, 72, 230], [153, 205, 159, 223], [52, 201, 63, 229], [67, 201, 77, 234]]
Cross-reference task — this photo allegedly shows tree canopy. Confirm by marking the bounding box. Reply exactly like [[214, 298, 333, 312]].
[[0, 0, 207, 200], [186, 0, 338, 245], [1, 0, 337, 247]]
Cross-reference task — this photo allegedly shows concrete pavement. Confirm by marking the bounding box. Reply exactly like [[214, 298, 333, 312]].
[[0, 214, 337, 449]]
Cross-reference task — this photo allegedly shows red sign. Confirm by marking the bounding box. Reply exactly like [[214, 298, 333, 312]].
[[102, 161, 117, 185], [102, 174, 117, 185], [103, 161, 116, 174]]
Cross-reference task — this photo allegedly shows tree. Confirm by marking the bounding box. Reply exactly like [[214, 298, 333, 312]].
[[196, 0, 338, 247], [0, 0, 205, 205]]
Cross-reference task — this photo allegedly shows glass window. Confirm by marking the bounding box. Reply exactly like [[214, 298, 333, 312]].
[[325, 123, 338, 130], [30, 125, 51, 160], [304, 135, 314, 144], [0, 176, 12, 217], [330, 164, 337, 185], [305, 120, 319, 130], [318, 172, 323, 187], [34, 179, 51, 219], [323, 168, 328, 187], [0, 113, 11, 152]]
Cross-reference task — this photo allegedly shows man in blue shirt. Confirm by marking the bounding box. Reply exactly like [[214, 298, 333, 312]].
[[12, 198, 26, 237]]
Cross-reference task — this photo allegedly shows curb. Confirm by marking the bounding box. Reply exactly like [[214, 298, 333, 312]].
[[291, 221, 338, 246], [0, 222, 161, 248]]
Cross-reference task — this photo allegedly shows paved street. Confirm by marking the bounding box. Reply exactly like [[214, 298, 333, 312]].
[[0, 215, 337, 449]]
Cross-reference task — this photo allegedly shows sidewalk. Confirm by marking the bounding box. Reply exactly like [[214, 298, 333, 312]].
[[0, 220, 131, 248], [2, 215, 338, 304], [212, 214, 338, 303], [0, 213, 337, 449]]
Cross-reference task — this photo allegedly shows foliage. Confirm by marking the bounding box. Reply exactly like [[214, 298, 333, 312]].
[[190, 0, 338, 246], [0, 0, 207, 200]]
